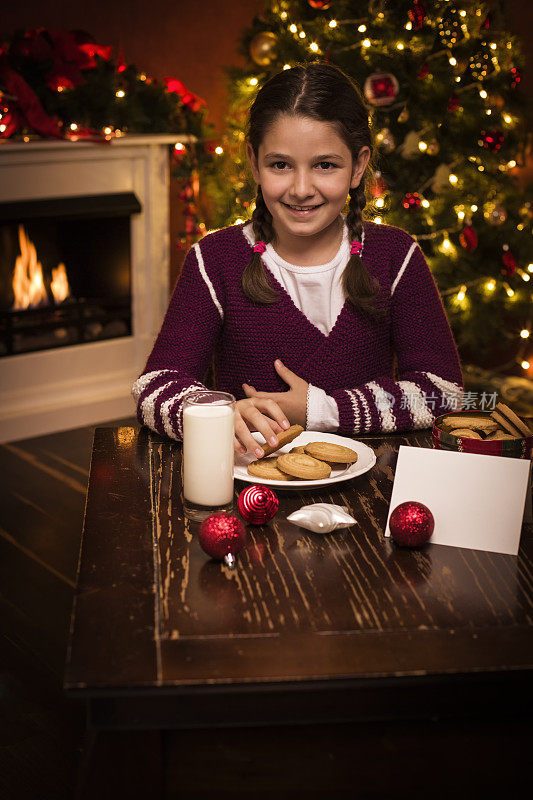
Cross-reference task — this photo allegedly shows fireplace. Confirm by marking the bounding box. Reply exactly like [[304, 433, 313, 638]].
[[1, 193, 140, 357], [0, 135, 180, 442]]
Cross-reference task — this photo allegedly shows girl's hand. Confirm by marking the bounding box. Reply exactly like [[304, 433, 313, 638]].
[[234, 396, 291, 458], [242, 359, 309, 429]]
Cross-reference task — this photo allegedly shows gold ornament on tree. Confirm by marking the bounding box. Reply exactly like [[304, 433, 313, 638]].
[[249, 31, 278, 66], [397, 105, 409, 123], [431, 163, 451, 193], [484, 201, 507, 226], [426, 138, 440, 156], [400, 130, 421, 159]]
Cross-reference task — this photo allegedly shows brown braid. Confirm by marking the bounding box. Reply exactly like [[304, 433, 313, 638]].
[[344, 182, 386, 320], [241, 185, 279, 304]]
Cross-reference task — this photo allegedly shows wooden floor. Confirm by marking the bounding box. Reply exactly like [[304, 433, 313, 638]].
[[0, 415, 531, 799]]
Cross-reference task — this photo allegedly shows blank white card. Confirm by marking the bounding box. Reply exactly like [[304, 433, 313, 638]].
[[385, 445, 532, 556]]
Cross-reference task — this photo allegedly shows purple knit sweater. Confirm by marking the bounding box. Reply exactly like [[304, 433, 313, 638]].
[[132, 221, 463, 440]]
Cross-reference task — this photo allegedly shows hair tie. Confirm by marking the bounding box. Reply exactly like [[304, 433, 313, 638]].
[[350, 240, 362, 256], [253, 241, 267, 254]]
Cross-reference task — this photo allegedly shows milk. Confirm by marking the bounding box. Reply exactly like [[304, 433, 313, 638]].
[[183, 403, 234, 507]]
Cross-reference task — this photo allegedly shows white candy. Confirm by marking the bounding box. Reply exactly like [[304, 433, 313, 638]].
[[286, 503, 357, 533]]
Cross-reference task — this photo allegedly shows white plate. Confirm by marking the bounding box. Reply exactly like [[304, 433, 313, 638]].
[[234, 431, 377, 489]]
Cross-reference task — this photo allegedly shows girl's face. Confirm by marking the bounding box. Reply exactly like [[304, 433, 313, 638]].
[[247, 113, 370, 244]]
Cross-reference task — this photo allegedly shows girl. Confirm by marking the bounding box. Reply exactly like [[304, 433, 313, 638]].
[[132, 63, 463, 459]]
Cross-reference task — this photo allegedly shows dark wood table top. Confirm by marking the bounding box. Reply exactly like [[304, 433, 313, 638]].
[[64, 426, 533, 727]]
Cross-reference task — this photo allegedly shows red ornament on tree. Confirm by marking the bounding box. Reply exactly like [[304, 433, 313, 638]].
[[307, 0, 331, 8], [363, 72, 399, 107], [402, 192, 422, 210], [389, 501, 434, 547], [459, 223, 478, 252], [198, 513, 247, 567], [480, 129, 504, 151], [501, 245, 517, 277], [369, 171, 387, 198], [447, 93, 460, 112], [417, 62, 430, 79], [408, 0, 427, 30], [238, 485, 279, 525]]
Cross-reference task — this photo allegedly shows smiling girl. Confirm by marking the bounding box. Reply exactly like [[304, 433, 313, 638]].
[[132, 63, 463, 457]]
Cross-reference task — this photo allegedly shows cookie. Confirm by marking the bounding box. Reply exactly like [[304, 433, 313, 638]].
[[304, 441, 358, 464], [260, 424, 304, 457], [289, 445, 307, 454], [277, 453, 331, 480], [449, 428, 483, 439], [490, 402, 532, 438], [484, 429, 519, 441], [441, 415, 499, 433], [247, 457, 293, 481]]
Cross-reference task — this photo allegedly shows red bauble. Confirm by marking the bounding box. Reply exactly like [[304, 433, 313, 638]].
[[408, 0, 427, 30], [238, 485, 279, 525], [308, 0, 331, 7], [389, 501, 434, 547], [402, 192, 422, 210], [417, 62, 430, 79], [369, 171, 387, 198], [364, 72, 399, 107], [198, 513, 247, 565], [447, 93, 460, 112], [459, 223, 478, 252], [480, 129, 504, 152], [501, 246, 517, 277]]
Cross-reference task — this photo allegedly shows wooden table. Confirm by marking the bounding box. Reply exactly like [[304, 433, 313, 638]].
[[65, 425, 533, 735]]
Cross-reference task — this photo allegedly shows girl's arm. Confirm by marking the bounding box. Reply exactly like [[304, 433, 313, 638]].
[[131, 244, 223, 440], [318, 243, 464, 435]]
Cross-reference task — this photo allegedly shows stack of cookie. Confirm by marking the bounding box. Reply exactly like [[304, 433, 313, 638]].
[[433, 402, 533, 459], [247, 425, 358, 482]]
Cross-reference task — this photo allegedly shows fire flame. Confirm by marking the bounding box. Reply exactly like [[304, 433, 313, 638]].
[[51, 263, 71, 303], [12, 225, 71, 310]]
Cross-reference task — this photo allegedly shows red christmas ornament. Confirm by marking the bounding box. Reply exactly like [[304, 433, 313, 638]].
[[389, 501, 434, 547], [408, 0, 427, 30], [308, 0, 331, 7], [510, 66, 522, 89], [482, 12, 492, 30], [480, 129, 504, 152], [369, 171, 387, 198], [417, 62, 430, 80], [447, 93, 460, 112], [459, 223, 478, 252], [198, 513, 247, 566], [363, 72, 400, 107], [238, 485, 279, 525], [501, 245, 517, 277], [402, 192, 422, 210]]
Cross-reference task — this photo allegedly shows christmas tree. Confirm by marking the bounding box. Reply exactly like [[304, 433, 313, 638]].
[[203, 0, 532, 379]]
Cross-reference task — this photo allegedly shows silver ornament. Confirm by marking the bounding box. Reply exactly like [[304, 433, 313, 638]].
[[287, 503, 357, 533]]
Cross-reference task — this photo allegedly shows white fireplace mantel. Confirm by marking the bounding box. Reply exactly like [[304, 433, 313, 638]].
[[0, 134, 184, 442]]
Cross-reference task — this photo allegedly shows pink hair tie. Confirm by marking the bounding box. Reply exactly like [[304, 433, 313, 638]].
[[350, 240, 362, 255], [253, 241, 267, 254]]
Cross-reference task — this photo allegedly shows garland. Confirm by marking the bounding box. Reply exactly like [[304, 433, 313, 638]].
[[0, 28, 215, 244]]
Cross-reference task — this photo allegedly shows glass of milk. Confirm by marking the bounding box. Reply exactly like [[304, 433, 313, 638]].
[[182, 390, 236, 521]]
